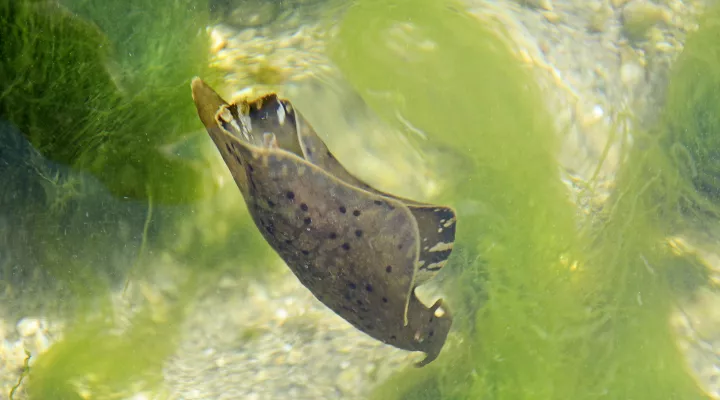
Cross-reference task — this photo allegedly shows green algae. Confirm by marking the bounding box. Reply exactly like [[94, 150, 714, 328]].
[[660, 4, 720, 217], [1, 147, 274, 399], [0, 1, 277, 398], [9, 350, 31, 400], [25, 295, 183, 399], [329, 0, 581, 396], [0, 0, 220, 204], [0, 0, 273, 286], [329, 0, 710, 398]]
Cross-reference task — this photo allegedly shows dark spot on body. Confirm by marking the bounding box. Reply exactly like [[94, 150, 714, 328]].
[[374, 200, 383, 205], [264, 224, 275, 234], [382, 297, 388, 303], [429, 330, 434, 337], [301, 250, 309, 255], [341, 243, 350, 251], [306, 146, 313, 155], [390, 335, 397, 340], [356, 299, 363, 306], [386, 265, 393, 273], [267, 200, 275, 207], [397, 244, 403, 250], [300, 203, 308, 211], [304, 217, 312, 225], [284, 239, 293, 245], [286, 191, 295, 200], [327, 151, 335, 159], [353, 210, 361, 216], [247, 169, 257, 189], [348, 282, 357, 289], [247, 164, 254, 172], [355, 230, 363, 238], [339, 206, 347, 214], [365, 284, 373, 292], [329, 232, 337, 239], [365, 324, 374, 330], [225, 143, 232, 153]]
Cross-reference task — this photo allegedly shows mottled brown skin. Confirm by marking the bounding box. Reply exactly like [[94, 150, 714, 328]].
[[191, 78, 456, 366]]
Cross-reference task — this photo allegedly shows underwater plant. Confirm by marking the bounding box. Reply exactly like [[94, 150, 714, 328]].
[[0, 0, 220, 205], [328, 0, 713, 398], [659, 4, 720, 217], [1, 0, 274, 398]]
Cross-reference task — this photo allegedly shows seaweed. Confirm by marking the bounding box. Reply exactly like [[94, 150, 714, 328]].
[[328, 0, 710, 398], [23, 288, 189, 399], [0, 1, 276, 398], [9, 350, 31, 400], [0, 0, 221, 204], [659, 5, 720, 217]]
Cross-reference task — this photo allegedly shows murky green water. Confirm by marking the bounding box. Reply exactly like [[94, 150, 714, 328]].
[[2, 0, 720, 399]]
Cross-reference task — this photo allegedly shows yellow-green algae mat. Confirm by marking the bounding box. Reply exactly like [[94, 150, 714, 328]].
[[323, 0, 713, 398]]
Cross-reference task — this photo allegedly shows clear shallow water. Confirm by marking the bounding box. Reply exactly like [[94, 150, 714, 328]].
[[2, 0, 720, 399]]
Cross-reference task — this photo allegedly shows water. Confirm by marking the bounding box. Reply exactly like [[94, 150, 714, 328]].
[[1, 0, 719, 398]]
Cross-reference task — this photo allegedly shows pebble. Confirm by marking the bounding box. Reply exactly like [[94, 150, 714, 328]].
[[33, 332, 51, 353], [516, 0, 554, 11], [286, 350, 303, 364], [1, 339, 26, 368], [274, 308, 288, 321], [236, 28, 257, 42], [621, 1, 669, 42], [16, 317, 41, 337], [124, 393, 151, 400], [210, 29, 227, 52], [588, 2, 613, 33], [542, 10, 561, 23], [336, 367, 361, 395], [620, 61, 645, 86], [654, 41, 674, 52]]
